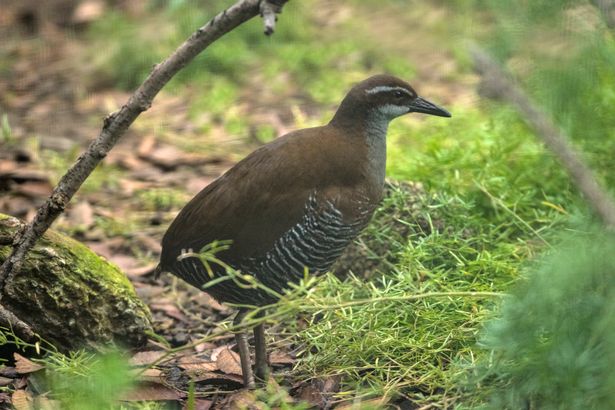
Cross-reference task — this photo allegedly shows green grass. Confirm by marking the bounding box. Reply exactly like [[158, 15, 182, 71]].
[[465, 228, 615, 409]]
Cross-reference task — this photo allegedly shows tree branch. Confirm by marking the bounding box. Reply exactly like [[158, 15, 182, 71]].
[[471, 46, 615, 230], [0, 0, 289, 289]]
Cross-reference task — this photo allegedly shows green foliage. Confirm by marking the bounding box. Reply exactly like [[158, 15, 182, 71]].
[[44, 350, 134, 410], [468, 228, 615, 409], [276, 187, 513, 404], [483, 0, 615, 185], [388, 106, 577, 232], [0, 113, 13, 145], [136, 188, 188, 212]]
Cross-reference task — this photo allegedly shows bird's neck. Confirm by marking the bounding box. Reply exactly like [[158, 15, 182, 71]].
[[363, 111, 388, 186], [329, 108, 389, 188]]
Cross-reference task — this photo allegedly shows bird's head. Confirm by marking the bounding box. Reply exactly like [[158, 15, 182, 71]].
[[331, 74, 451, 127]]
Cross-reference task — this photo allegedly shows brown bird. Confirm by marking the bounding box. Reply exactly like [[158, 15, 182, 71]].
[[158, 74, 451, 388]]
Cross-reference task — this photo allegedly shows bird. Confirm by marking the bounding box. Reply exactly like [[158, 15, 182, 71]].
[[158, 74, 451, 389]]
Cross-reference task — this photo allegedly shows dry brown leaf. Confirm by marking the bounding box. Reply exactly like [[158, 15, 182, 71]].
[[270, 351, 295, 365], [150, 301, 187, 322], [14, 353, 44, 374], [189, 399, 213, 410], [129, 351, 166, 367], [215, 347, 242, 376], [68, 201, 94, 228], [0, 376, 13, 386], [125, 263, 158, 278], [178, 356, 218, 374], [294, 376, 342, 409], [186, 176, 216, 195], [137, 135, 157, 158], [0, 366, 18, 378], [136, 368, 163, 384], [193, 341, 217, 353], [296, 384, 325, 409], [222, 390, 259, 410], [108, 253, 141, 272], [121, 382, 182, 402], [0, 160, 18, 173], [13, 181, 53, 198], [11, 389, 33, 410], [194, 293, 227, 312]]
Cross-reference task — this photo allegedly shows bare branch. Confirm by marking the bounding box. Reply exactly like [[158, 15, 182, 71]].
[[0, 304, 35, 341], [471, 46, 615, 230], [0, 0, 290, 289]]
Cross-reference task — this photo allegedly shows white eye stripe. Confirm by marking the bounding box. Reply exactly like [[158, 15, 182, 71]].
[[365, 86, 413, 97]]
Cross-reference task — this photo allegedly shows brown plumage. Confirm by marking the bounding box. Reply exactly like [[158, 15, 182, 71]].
[[158, 74, 451, 388]]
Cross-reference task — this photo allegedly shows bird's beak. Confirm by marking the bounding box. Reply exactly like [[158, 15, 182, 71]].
[[409, 96, 451, 118]]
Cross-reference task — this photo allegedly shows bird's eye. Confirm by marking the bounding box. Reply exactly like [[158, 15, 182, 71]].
[[394, 91, 404, 98]]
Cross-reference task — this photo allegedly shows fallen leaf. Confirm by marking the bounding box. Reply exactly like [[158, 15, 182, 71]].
[[190, 399, 213, 410], [121, 383, 182, 401], [13, 181, 53, 198], [270, 351, 294, 365], [178, 356, 218, 374], [144, 145, 218, 171], [0, 366, 18, 378], [13, 376, 27, 390], [220, 390, 258, 410], [194, 293, 227, 312], [14, 354, 44, 374], [186, 176, 216, 195], [193, 341, 217, 353], [130, 351, 166, 367], [68, 201, 94, 229], [137, 368, 163, 384], [150, 300, 187, 322], [0, 376, 13, 386], [11, 389, 33, 410], [137, 135, 157, 158], [215, 347, 242, 376], [108, 254, 141, 273], [125, 263, 158, 278], [293, 376, 342, 409]]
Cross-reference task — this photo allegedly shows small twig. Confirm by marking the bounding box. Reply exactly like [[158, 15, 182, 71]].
[[471, 46, 615, 230], [0, 304, 35, 341], [0, 0, 290, 290]]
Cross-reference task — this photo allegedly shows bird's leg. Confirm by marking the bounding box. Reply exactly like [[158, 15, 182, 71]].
[[234, 308, 255, 389], [253, 311, 269, 384]]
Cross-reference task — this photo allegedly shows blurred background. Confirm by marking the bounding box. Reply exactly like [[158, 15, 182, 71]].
[[1, 0, 615, 408]]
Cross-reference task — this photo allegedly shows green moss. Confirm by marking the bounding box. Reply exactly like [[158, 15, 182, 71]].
[[0, 214, 151, 351]]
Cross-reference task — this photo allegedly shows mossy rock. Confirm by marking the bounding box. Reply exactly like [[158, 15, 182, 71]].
[[0, 213, 152, 351]]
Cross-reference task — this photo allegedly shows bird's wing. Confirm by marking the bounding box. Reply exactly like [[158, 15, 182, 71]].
[[160, 128, 357, 270]]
